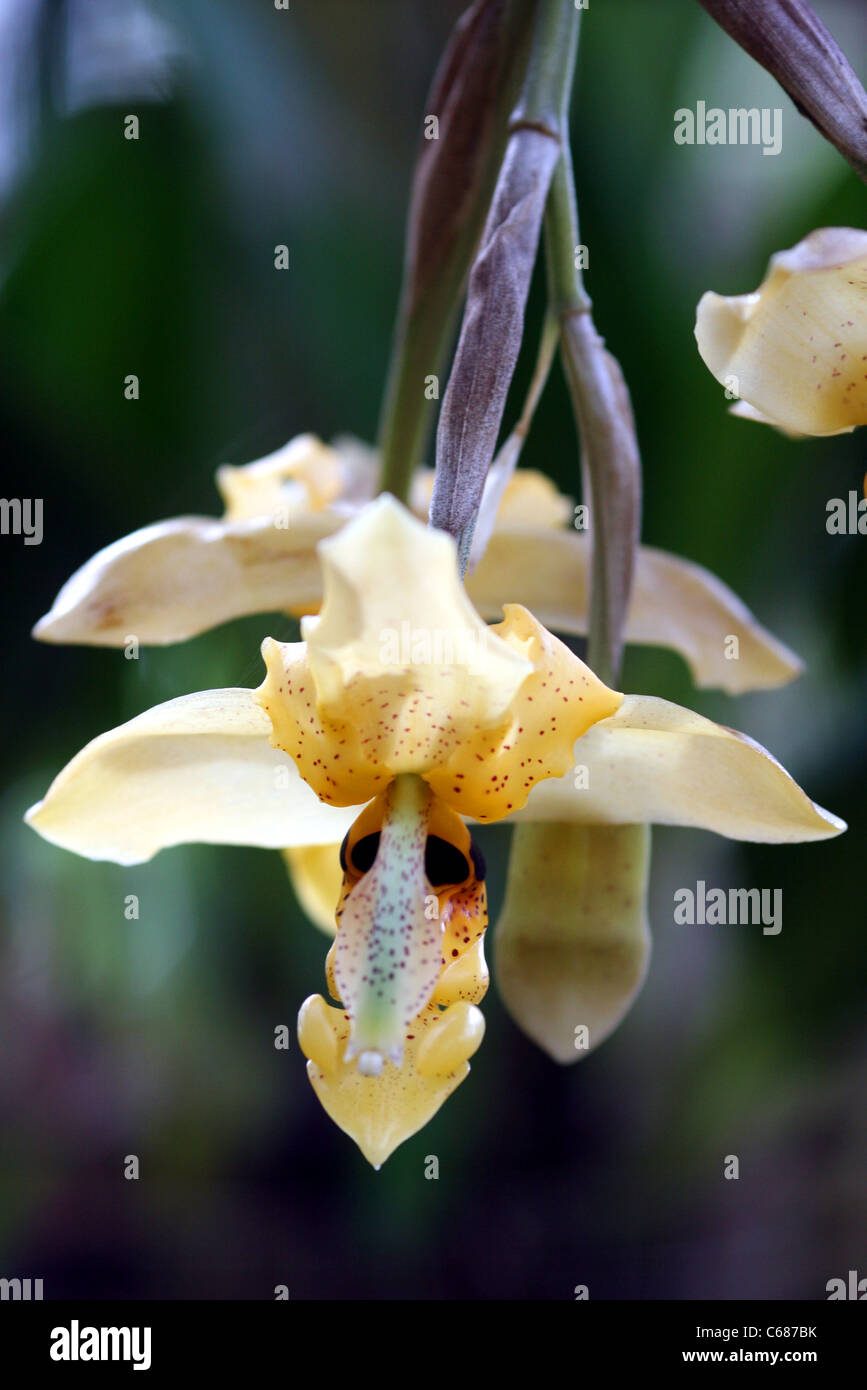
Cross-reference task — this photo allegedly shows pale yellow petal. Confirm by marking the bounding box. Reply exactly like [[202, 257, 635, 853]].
[[412, 464, 572, 529], [25, 689, 356, 865], [491, 468, 574, 527], [425, 604, 622, 822], [216, 434, 345, 520], [513, 694, 845, 843], [33, 513, 343, 647], [468, 528, 802, 693], [303, 494, 531, 722], [282, 845, 342, 935], [496, 823, 651, 1063], [257, 498, 600, 816], [727, 400, 814, 438], [34, 431, 380, 647], [258, 606, 619, 820], [695, 227, 867, 436]]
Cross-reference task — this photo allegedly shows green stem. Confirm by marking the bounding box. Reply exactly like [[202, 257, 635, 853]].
[[377, 303, 458, 504], [546, 146, 640, 688], [513, 0, 581, 132], [544, 83, 618, 683], [544, 154, 590, 317]]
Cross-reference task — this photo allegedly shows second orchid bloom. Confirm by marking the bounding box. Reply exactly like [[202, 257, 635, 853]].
[[27, 498, 844, 1165]]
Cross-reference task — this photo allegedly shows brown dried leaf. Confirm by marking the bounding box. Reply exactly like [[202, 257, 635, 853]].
[[430, 128, 560, 537], [404, 0, 530, 316], [697, 0, 867, 181]]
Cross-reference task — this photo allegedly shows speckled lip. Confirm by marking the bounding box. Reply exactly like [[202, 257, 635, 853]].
[[334, 774, 439, 1071]]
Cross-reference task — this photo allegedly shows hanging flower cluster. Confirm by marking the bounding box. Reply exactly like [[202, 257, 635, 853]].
[[24, 0, 859, 1171]]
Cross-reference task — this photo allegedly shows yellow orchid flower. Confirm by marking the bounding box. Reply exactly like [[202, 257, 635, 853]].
[[695, 227, 867, 437], [26, 499, 843, 1166], [33, 433, 801, 696]]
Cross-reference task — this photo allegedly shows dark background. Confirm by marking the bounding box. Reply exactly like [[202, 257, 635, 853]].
[[0, 0, 864, 1299]]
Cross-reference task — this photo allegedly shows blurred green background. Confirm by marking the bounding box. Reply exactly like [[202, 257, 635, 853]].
[[0, 0, 864, 1299]]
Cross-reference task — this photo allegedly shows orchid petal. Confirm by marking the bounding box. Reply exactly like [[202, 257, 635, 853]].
[[513, 694, 845, 842], [35, 446, 802, 701], [468, 528, 802, 693], [727, 399, 813, 438], [424, 603, 623, 821], [256, 498, 620, 819], [298, 784, 490, 1167], [26, 689, 356, 865], [298, 994, 485, 1168], [695, 227, 867, 436], [216, 434, 344, 520], [32, 512, 344, 647], [332, 776, 440, 1070]]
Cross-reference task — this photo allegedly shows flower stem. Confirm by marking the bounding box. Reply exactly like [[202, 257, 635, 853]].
[[512, 0, 580, 133], [377, 308, 456, 505], [545, 149, 641, 688], [544, 152, 590, 317]]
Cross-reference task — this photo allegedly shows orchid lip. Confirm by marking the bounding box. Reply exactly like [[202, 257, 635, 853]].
[[334, 774, 442, 1074]]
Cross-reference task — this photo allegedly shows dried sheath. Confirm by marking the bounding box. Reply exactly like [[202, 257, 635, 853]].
[[697, 0, 867, 182], [378, 0, 536, 488], [404, 0, 515, 318], [560, 313, 642, 684], [430, 128, 560, 538]]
